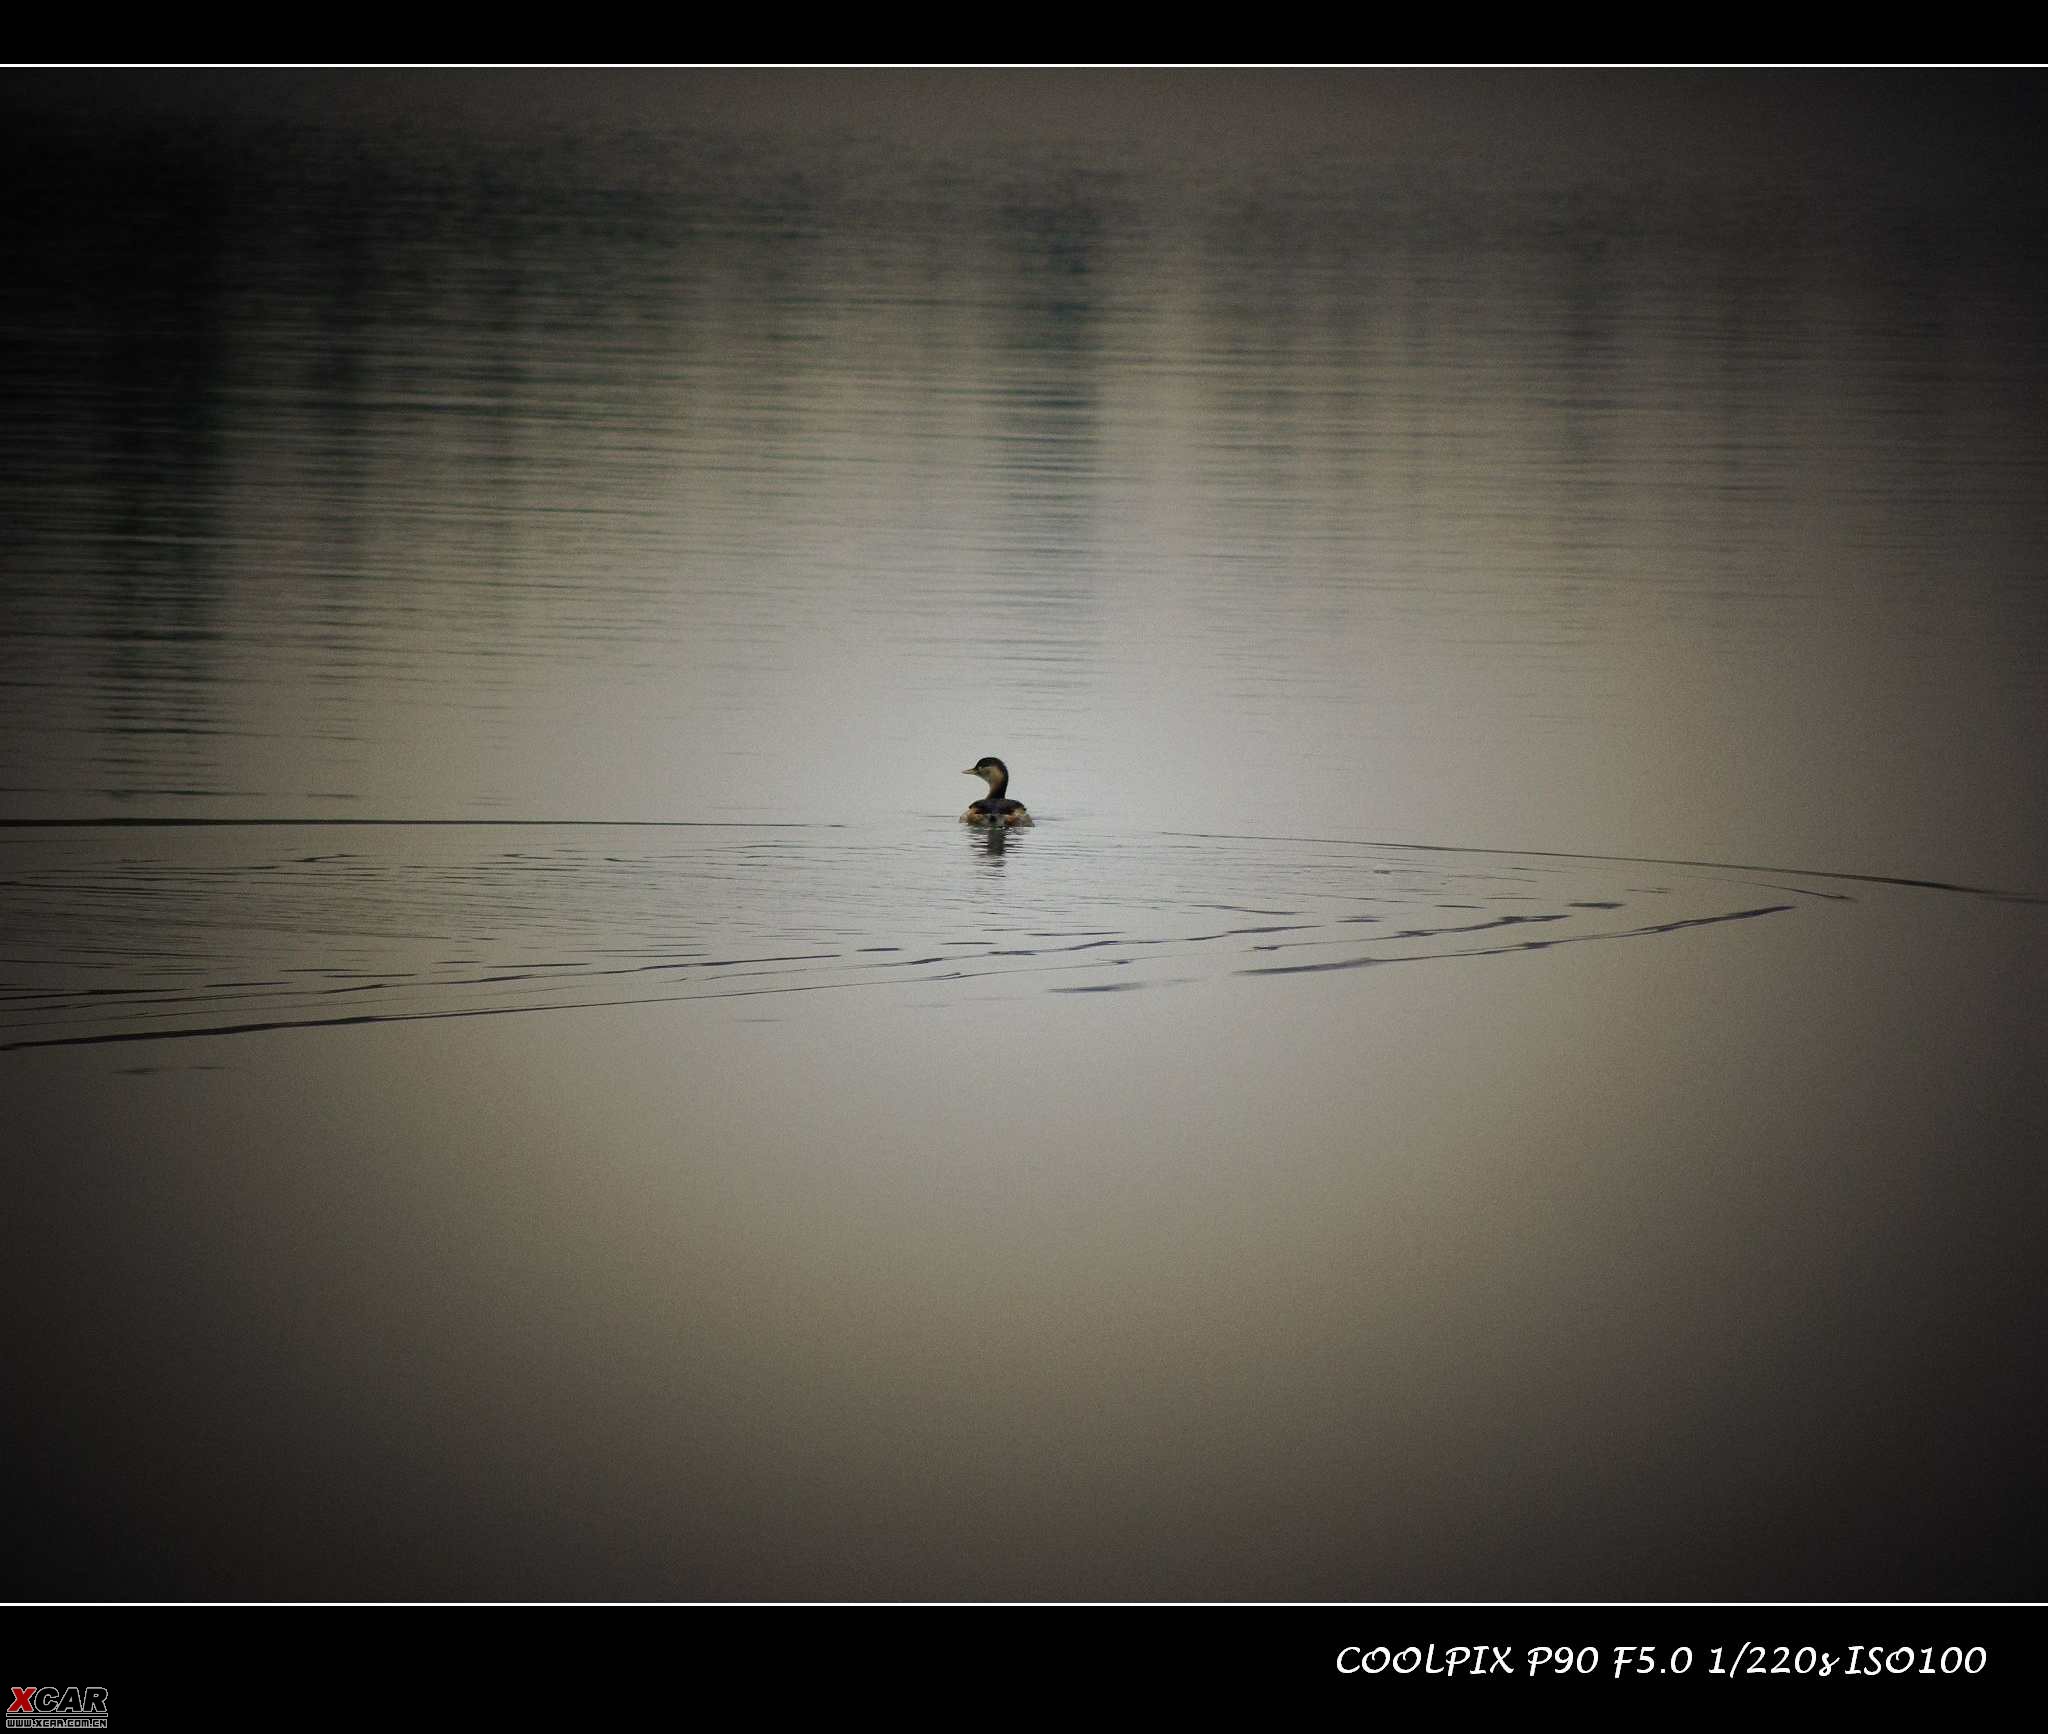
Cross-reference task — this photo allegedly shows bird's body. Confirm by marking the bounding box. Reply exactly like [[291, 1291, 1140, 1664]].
[[962, 756, 1032, 827]]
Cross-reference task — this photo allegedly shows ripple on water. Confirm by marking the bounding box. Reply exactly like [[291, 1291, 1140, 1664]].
[[0, 819, 1888, 1052]]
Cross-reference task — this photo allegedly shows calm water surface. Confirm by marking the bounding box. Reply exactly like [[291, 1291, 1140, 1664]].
[[2, 73, 2043, 1599]]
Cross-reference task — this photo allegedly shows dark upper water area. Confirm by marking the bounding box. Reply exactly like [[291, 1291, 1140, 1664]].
[[2, 70, 2044, 885]]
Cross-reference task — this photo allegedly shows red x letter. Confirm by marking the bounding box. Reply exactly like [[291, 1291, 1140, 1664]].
[[9, 1690, 36, 1714]]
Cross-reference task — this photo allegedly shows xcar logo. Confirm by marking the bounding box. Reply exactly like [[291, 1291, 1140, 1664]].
[[7, 1689, 108, 1731]]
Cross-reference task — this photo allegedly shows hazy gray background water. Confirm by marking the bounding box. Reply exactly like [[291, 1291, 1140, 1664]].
[[2, 72, 2043, 1600]]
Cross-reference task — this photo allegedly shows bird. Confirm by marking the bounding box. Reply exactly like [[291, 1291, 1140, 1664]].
[[961, 756, 1033, 827]]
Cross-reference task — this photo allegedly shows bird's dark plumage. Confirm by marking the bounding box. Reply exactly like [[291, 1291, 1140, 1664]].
[[962, 756, 1032, 827]]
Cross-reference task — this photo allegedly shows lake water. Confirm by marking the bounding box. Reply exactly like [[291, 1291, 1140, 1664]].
[[3, 71, 2044, 1600]]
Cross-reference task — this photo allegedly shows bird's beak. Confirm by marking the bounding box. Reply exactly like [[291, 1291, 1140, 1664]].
[[962, 768, 978, 776]]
